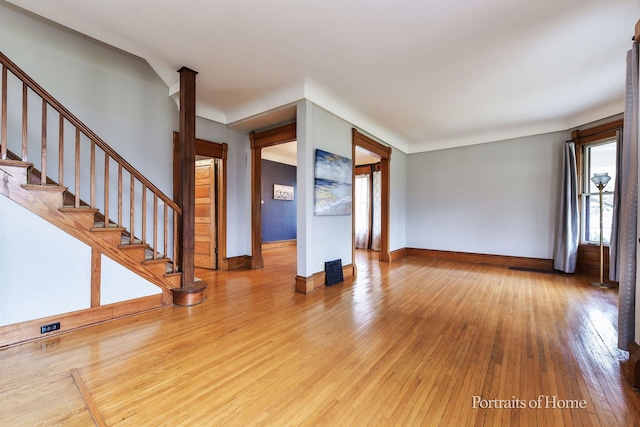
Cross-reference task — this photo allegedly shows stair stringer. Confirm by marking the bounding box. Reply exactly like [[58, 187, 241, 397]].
[[0, 160, 180, 292]]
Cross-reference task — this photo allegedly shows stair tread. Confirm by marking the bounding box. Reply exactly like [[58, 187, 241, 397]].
[[119, 243, 149, 249], [91, 225, 126, 232], [22, 184, 68, 192], [0, 159, 31, 167], [143, 257, 171, 264], [59, 206, 99, 213]]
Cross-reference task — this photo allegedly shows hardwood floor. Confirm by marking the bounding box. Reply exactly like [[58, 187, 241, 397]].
[[1, 247, 640, 426]]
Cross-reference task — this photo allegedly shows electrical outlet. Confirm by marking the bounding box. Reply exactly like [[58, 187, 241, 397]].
[[319, 262, 324, 271], [40, 322, 60, 334]]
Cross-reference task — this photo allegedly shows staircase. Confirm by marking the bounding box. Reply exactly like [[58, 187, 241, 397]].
[[0, 51, 183, 298], [0, 159, 181, 291]]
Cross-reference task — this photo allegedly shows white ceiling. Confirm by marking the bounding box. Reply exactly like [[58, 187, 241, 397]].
[[263, 142, 381, 166], [263, 142, 299, 167], [6, 0, 639, 153]]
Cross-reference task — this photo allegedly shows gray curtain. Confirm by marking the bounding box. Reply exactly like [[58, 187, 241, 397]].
[[609, 130, 623, 282], [617, 43, 639, 350], [553, 141, 579, 273]]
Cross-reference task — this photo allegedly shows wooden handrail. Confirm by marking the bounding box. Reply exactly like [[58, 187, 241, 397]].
[[0, 50, 181, 272], [1, 64, 6, 160], [0, 51, 181, 213]]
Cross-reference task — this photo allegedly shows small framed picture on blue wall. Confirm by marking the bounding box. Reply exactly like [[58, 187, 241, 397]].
[[274, 184, 294, 200]]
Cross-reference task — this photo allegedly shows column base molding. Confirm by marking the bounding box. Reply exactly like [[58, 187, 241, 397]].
[[171, 282, 208, 306], [295, 264, 354, 294]]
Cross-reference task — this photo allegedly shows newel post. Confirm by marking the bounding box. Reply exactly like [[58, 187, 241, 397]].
[[171, 66, 207, 306]]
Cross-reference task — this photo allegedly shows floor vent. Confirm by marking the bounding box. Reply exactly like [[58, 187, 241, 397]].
[[325, 259, 344, 286], [508, 266, 561, 274]]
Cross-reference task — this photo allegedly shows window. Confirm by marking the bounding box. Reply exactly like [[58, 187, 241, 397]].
[[580, 140, 616, 244]]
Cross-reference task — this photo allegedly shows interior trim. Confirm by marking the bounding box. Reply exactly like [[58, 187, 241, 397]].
[[71, 368, 106, 427], [224, 255, 253, 271], [250, 123, 297, 269], [250, 123, 296, 148], [90, 248, 101, 308], [390, 248, 407, 261], [405, 247, 554, 270], [572, 118, 623, 146], [352, 129, 392, 264], [0, 294, 168, 348]]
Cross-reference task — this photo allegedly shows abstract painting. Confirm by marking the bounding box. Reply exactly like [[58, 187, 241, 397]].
[[314, 149, 352, 216]]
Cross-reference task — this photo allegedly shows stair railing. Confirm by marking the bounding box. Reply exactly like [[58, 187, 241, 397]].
[[0, 51, 180, 271]]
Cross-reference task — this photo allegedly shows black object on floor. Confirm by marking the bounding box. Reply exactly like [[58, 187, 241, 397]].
[[325, 259, 344, 286]]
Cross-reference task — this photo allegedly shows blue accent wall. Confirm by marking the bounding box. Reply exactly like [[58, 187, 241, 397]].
[[262, 160, 297, 242]]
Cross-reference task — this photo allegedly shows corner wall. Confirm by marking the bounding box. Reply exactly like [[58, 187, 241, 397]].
[[296, 102, 354, 277]]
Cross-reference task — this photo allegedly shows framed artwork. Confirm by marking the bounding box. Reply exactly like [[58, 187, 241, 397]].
[[314, 149, 352, 216], [273, 184, 294, 200]]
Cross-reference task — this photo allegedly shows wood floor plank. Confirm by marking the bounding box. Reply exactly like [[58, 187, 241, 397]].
[[1, 247, 640, 426]]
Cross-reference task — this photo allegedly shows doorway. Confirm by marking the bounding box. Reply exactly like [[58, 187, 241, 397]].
[[194, 158, 219, 269], [250, 123, 297, 269], [173, 132, 228, 270], [354, 159, 382, 252], [261, 142, 297, 248], [352, 129, 391, 264]]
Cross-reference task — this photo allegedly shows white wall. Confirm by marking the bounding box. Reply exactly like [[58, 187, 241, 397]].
[[0, 5, 178, 194], [297, 102, 354, 276], [196, 117, 251, 257], [311, 105, 354, 270], [406, 131, 568, 259], [100, 255, 159, 305], [0, 196, 161, 325], [390, 148, 407, 252], [0, 197, 92, 326], [297, 100, 314, 276]]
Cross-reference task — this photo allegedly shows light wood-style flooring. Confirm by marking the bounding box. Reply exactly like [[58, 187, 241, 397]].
[[1, 248, 640, 426]]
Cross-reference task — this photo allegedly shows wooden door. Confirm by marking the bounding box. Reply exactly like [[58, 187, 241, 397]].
[[195, 159, 217, 269]]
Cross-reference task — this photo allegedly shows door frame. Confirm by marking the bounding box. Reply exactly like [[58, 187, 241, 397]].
[[173, 132, 229, 270], [250, 123, 297, 269], [352, 129, 392, 266]]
